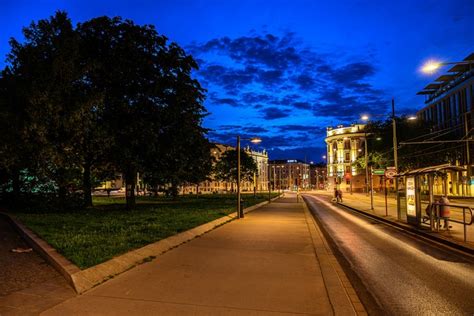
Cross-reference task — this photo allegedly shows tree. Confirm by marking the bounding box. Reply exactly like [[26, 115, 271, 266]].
[[77, 16, 209, 209], [214, 149, 258, 188], [2, 12, 88, 204], [1, 12, 210, 210]]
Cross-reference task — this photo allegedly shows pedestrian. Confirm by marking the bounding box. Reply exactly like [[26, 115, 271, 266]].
[[438, 196, 451, 230], [333, 188, 338, 202], [337, 189, 343, 203]]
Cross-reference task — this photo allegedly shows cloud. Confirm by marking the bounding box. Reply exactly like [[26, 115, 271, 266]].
[[190, 30, 388, 159], [189, 31, 387, 121], [260, 107, 289, 120], [293, 102, 312, 110], [276, 125, 325, 134]]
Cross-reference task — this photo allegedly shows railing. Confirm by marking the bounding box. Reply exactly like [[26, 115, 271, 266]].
[[424, 202, 473, 242], [425, 69, 474, 104]]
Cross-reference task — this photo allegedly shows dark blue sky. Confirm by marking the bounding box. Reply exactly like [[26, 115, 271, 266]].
[[2, 0, 473, 162]]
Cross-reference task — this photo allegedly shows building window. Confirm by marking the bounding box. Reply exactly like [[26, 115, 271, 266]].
[[344, 139, 350, 150], [345, 152, 350, 162]]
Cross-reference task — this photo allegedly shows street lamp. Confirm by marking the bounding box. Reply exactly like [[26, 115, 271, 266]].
[[420, 59, 474, 74], [236, 136, 262, 219]]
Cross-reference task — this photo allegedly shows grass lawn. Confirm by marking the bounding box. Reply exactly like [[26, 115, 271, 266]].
[[14, 193, 279, 269]]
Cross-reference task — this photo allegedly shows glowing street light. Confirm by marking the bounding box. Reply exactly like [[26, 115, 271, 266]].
[[420, 59, 474, 74], [421, 60, 443, 74], [361, 114, 369, 121]]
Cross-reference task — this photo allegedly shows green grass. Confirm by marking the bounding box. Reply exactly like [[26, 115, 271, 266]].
[[14, 193, 278, 269]]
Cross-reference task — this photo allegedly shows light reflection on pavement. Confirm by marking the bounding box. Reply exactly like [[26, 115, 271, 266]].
[[304, 194, 474, 316]]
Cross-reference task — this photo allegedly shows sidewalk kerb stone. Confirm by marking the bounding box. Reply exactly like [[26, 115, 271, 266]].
[[301, 198, 367, 316]]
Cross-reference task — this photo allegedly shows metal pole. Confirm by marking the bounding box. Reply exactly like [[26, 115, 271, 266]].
[[237, 136, 242, 219], [365, 129, 369, 196], [370, 166, 374, 210], [465, 112, 471, 196], [384, 176, 388, 216], [393, 99, 401, 220]]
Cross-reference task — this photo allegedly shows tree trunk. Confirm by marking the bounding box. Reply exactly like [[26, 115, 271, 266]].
[[170, 181, 179, 200], [125, 169, 136, 210], [83, 161, 93, 207]]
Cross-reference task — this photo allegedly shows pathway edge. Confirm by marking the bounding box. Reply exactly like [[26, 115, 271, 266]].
[[301, 197, 367, 316]]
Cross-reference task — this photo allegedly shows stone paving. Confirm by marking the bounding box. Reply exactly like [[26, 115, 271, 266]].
[[0, 217, 75, 316]]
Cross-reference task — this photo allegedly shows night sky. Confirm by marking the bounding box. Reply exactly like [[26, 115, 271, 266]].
[[2, 0, 473, 162]]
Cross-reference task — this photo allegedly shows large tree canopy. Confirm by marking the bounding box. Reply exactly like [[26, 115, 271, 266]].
[[0, 11, 212, 210]]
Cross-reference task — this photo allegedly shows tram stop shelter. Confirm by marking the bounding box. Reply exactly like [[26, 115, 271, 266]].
[[396, 164, 474, 242]]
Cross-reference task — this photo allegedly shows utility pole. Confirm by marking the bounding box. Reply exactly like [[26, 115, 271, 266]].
[[365, 129, 369, 196], [465, 112, 471, 196], [392, 99, 401, 220], [237, 136, 242, 218]]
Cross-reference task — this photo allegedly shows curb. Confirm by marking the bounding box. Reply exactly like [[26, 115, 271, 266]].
[[336, 201, 474, 256], [0, 212, 81, 287], [1, 194, 282, 294], [301, 198, 367, 315]]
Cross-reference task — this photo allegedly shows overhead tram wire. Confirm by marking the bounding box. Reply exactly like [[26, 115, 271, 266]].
[[401, 121, 464, 144]]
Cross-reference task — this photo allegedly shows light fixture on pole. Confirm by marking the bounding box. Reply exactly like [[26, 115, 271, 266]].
[[420, 59, 474, 74], [236, 136, 262, 219]]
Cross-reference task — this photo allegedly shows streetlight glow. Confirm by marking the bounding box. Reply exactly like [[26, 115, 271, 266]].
[[361, 115, 369, 121], [250, 137, 262, 144], [420, 60, 442, 74], [408, 116, 417, 121]]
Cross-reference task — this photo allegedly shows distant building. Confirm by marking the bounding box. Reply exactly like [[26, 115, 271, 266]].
[[181, 143, 269, 194], [416, 52, 474, 196], [309, 164, 327, 190], [325, 124, 367, 192], [268, 159, 310, 190]]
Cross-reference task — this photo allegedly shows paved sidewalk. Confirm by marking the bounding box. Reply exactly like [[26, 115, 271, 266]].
[[42, 193, 361, 315]]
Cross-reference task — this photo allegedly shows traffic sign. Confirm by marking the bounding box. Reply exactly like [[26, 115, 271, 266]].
[[385, 169, 397, 179], [372, 169, 385, 175]]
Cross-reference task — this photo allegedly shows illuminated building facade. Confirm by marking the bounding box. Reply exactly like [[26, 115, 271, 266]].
[[325, 124, 366, 192], [268, 160, 310, 190], [416, 53, 474, 196]]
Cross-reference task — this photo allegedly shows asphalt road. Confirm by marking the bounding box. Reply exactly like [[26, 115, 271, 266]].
[[303, 194, 474, 316]]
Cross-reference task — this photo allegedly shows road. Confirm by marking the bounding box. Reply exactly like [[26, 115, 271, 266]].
[[303, 193, 474, 316]]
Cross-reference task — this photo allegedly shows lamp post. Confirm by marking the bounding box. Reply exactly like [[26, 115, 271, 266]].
[[236, 136, 262, 219]]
